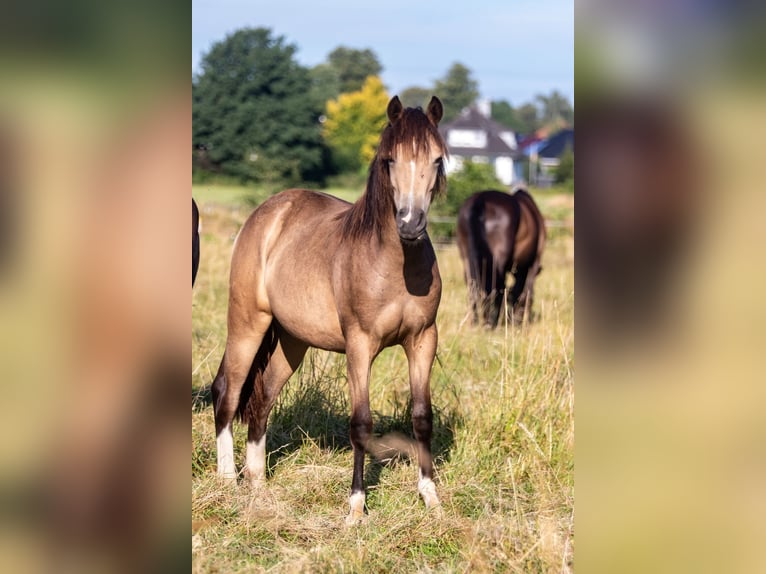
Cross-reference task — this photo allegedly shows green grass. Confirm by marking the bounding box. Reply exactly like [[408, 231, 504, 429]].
[[192, 183, 264, 207], [192, 190, 574, 572], [192, 183, 364, 208]]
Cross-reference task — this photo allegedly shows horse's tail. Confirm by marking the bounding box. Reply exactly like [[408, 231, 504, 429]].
[[466, 197, 489, 289], [236, 322, 279, 424]]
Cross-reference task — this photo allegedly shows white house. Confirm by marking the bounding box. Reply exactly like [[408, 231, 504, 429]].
[[439, 100, 523, 185]]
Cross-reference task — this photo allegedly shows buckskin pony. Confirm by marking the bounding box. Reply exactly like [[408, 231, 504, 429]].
[[211, 96, 447, 524]]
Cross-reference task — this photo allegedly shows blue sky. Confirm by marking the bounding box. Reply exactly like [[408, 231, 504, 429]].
[[192, 0, 573, 106]]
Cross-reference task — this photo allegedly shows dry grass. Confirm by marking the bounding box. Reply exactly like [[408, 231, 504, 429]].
[[192, 189, 574, 572]]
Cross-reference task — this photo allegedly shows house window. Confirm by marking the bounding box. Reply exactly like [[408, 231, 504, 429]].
[[447, 129, 487, 148]]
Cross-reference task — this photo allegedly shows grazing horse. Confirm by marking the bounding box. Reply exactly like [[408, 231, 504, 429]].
[[456, 187, 546, 327], [192, 198, 200, 286], [211, 96, 447, 524]]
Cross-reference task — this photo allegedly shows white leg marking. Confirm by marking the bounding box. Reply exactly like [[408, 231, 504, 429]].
[[216, 425, 236, 481], [245, 435, 266, 486], [418, 469, 441, 511], [345, 492, 366, 526]]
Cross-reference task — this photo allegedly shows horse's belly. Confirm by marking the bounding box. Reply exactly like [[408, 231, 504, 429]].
[[282, 318, 346, 353], [269, 294, 346, 353]]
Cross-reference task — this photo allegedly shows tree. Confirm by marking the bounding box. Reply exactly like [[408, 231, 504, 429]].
[[491, 100, 523, 131], [554, 146, 574, 189], [322, 76, 390, 173], [192, 28, 327, 185], [536, 90, 573, 126], [399, 86, 431, 109], [434, 62, 479, 123], [435, 160, 503, 218], [516, 103, 541, 135], [309, 63, 341, 110], [327, 46, 383, 94]]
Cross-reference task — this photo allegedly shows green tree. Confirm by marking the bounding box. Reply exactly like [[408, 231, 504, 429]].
[[322, 76, 389, 173], [536, 90, 573, 125], [192, 28, 327, 185], [554, 146, 574, 189], [327, 46, 383, 94], [309, 63, 341, 110], [434, 62, 479, 123], [435, 160, 503, 217], [429, 160, 503, 240], [491, 100, 523, 131], [516, 103, 541, 135], [399, 86, 431, 109]]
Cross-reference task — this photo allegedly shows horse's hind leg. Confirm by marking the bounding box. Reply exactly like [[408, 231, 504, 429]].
[[403, 325, 441, 513], [479, 257, 496, 327], [467, 280, 482, 325], [487, 267, 506, 328], [212, 313, 272, 481], [458, 237, 480, 325], [244, 329, 307, 487], [509, 266, 530, 323]]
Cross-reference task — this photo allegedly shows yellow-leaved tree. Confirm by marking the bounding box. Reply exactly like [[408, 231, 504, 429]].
[[323, 75, 389, 173]]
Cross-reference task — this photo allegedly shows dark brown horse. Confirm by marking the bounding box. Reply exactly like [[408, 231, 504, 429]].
[[192, 198, 200, 286], [211, 96, 447, 524], [456, 187, 546, 327]]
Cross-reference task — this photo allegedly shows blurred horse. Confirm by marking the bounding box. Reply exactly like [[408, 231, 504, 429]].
[[210, 96, 447, 524], [456, 187, 546, 327]]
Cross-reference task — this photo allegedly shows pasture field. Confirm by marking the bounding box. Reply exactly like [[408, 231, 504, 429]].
[[192, 186, 574, 573]]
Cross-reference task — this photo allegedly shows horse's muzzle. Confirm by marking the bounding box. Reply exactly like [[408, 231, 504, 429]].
[[396, 208, 427, 242]]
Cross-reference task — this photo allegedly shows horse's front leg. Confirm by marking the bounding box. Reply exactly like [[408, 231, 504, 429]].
[[403, 325, 441, 512], [344, 337, 374, 525]]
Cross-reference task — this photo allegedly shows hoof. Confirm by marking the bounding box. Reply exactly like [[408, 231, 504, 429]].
[[248, 476, 265, 490], [344, 508, 366, 526], [418, 478, 441, 511], [427, 503, 444, 518], [217, 472, 237, 485], [345, 492, 366, 526]]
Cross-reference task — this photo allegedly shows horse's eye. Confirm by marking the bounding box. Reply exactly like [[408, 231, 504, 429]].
[[434, 157, 443, 165]]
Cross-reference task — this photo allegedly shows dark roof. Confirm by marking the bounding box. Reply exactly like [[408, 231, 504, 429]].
[[440, 107, 521, 159], [537, 129, 574, 159]]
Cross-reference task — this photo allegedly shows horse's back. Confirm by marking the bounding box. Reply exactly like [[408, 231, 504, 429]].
[[458, 190, 520, 271], [233, 189, 349, 262]]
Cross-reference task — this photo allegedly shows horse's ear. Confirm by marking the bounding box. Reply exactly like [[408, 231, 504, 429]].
[[387, 96, 404, 124], [426, 96, 443, 125]]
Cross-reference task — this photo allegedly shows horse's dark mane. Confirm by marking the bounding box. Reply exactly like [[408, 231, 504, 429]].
[[340, 107, 447, 241]]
